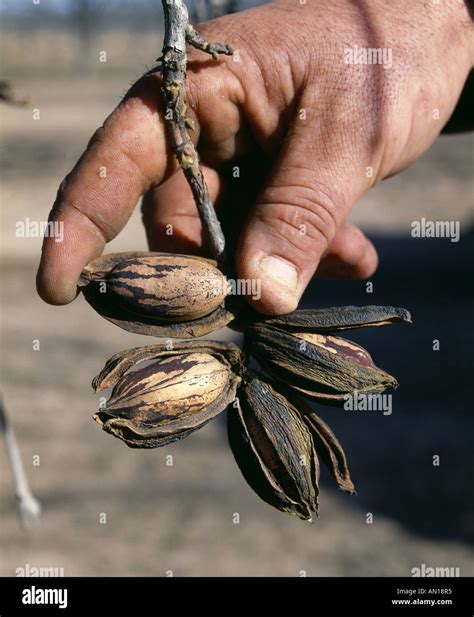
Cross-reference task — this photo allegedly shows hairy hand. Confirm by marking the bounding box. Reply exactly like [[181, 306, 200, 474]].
[[37, 0, 473, 314]]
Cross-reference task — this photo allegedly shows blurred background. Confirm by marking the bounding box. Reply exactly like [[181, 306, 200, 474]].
[[1, 0, 473, 577]]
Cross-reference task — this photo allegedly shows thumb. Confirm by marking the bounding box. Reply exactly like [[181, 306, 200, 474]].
[[236, 112, 370, 315]]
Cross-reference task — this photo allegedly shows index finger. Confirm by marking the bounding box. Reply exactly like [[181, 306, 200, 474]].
[[36, 75, 175, 305]]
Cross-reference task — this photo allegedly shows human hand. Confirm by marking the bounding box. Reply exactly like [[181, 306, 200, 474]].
[[37, 0, 473, 314]]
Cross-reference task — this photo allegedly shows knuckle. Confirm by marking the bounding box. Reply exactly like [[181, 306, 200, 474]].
[[86, 125, 107, 149], [258, 178, 342, 250]]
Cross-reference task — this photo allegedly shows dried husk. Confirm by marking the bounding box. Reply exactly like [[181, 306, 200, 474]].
[[246, 324, 398, 403], [284, 392, 355, 494], [79, 251, 240, 338], [228, 378, 319, 521], [93, 341, 242, 448], [252, 305, 412, 332]]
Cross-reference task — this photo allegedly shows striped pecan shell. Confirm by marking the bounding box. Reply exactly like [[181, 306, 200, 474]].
[[93, 341, 242, 448], [79, 251, 240, 338]]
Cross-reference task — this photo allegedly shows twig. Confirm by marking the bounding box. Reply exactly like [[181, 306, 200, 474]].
[[0, 397, 41, 528], [159, 0, 233, 265]]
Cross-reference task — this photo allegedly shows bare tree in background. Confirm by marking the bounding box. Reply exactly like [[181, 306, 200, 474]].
[[73, 0, 97, 59], [209, 0, 238, 18], [190, 0, 238, 23]]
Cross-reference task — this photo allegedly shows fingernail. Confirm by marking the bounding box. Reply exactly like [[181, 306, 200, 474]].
[[257, 255, 299, 313]]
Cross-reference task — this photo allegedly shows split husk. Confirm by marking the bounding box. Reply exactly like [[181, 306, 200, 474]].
[[246, 306, 411, 403], [79, 251, 240, 338], [227, 378, 320, 521], [93, 341, 242, 448]]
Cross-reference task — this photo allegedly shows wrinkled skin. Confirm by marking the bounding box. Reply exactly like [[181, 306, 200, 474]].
[[37, 0, 473, 314]]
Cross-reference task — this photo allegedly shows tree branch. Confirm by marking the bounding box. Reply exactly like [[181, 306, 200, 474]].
[[159, 0, 233, 265]]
